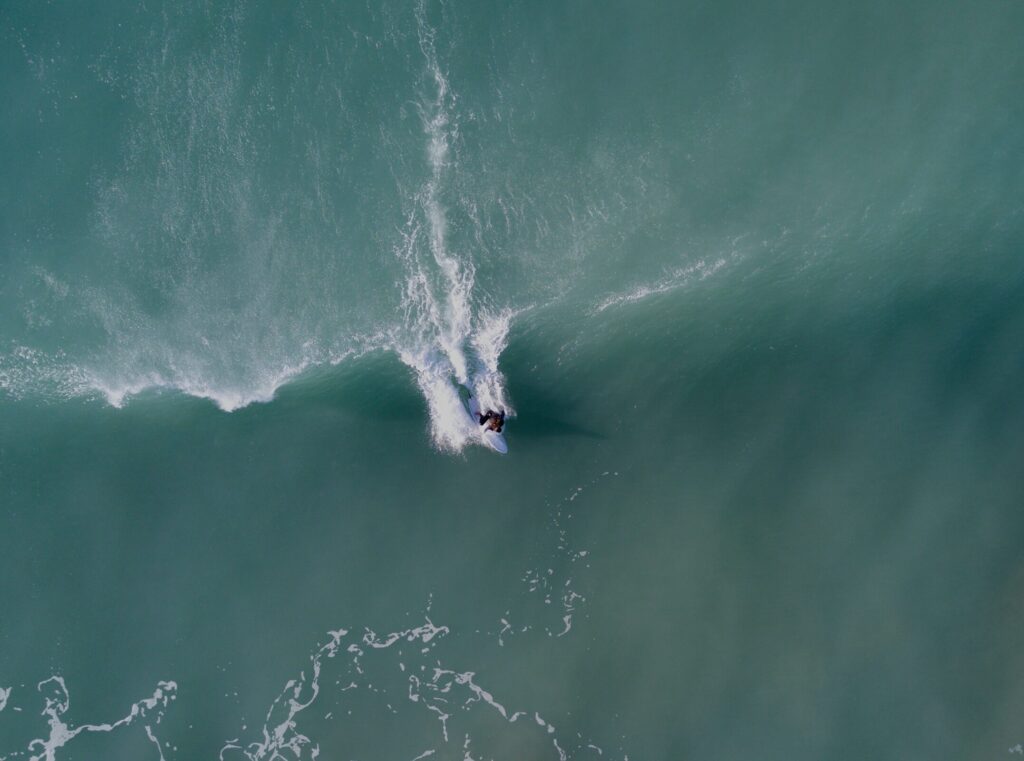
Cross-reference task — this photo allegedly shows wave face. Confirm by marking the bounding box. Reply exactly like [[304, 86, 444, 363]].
[[3, 0, 1022, 449], [0, 0, 669, 451]]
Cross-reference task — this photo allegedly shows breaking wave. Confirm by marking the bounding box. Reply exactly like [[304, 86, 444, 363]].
[[0, 0, 519, 455]]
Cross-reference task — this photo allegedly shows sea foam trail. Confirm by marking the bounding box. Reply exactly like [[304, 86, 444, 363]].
[[390, 0, 515, 452], [469, 307, 517, 415]]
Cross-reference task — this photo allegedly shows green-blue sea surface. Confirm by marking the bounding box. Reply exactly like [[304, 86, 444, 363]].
[[2, 0, 1023, 758]]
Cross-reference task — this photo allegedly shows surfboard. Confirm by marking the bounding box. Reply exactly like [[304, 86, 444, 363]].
[[467, 396, 509, 454], [482, 428, 509, 454]]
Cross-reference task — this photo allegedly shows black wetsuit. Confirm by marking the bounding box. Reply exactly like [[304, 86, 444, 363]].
[[478, 410, 505, 433]]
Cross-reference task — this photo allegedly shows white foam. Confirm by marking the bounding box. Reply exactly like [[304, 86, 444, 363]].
[[219, 630, 347, 761], [593, 257, 728, 313], [413, 0, 475, 387], [468, 308, 519, 416], [432, 669, 513, 720], [222, 619, 452, 760], [363, 618, 450, 649], [0, 346, 92, 401], [390, 4, 517, 452], [16, 675, 176, 761], [0, 333, 388, 414], [0, 686, 10, 712], [398, 345, 478, 452], [2, 7, 517, 458], [86, 357, 314, 413], [215, 604, 615, 760]]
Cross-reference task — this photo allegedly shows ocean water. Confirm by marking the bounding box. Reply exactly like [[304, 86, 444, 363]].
[[2, 0, 1023, 758]]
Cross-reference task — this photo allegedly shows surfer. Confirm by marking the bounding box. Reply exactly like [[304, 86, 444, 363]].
[[478, 409, 505, 433]]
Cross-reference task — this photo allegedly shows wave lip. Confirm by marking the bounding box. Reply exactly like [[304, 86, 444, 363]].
[[593, 257, 728, 314], [87, 364, 309, 413], [0, 337, 385, 414]]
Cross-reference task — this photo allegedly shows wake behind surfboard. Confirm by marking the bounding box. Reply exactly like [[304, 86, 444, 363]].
[[466, 396, 509, 454]]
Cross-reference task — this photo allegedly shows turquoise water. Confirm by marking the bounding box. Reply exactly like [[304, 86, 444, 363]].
[[2, 0, 1024, 758]]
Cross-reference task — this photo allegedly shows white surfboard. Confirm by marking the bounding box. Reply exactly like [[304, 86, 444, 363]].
[[467, 396, 508, 454]]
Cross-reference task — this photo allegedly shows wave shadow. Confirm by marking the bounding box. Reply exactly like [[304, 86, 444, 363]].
[[504, 380, 605, 440]]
